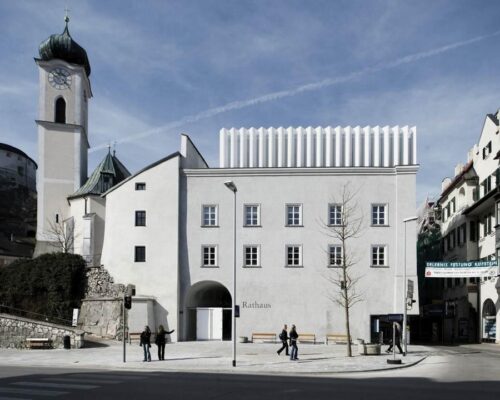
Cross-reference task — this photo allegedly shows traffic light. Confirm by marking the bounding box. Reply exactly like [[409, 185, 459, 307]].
[[124, 296, 132, 310]]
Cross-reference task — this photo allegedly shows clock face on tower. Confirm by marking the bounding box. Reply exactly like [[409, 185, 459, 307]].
[[48, 67, 72, 90]]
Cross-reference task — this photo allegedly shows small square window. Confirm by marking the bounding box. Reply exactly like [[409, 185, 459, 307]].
[[372, 204, 387, 226], [286, 245, 302, 267], [328, 245, 343, 267], [202, 205, 218, 226], [135, 182, 146, 190], [135, 246, 146, 262], [244, 205, 260, 226], [202, 246, 218, 267], [135, 210, 146, 226], [286, 204, 302, 226], [244, 245, 260, 267], [371, 245, 387, 267]]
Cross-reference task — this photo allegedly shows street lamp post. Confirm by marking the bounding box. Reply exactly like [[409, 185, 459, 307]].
[[224, 180, 237, 367], [402, 216, 418, 356]]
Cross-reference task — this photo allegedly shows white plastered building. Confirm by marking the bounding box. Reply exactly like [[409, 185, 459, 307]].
[[101, 128, 419, 343]]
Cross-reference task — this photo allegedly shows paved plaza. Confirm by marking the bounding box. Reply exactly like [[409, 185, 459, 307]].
[[0, 339, 432, 376]]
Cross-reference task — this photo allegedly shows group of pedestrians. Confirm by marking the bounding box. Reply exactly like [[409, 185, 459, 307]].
[[139, 325, 175, 362], [276, 324, 299, 361]]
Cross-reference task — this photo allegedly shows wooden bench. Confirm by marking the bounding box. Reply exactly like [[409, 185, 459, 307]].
[[251, 333, 277, 343], [129, 332, 157, 344], [26, 338, 52, 349], [326, 333, 349, 344], [297, 333, 316, 344], [128, 332, 141, 344]]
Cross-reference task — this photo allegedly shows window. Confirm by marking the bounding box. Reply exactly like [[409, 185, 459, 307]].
[[244, 205, 260, 226], [202, 246, 217, 267], [135, 210, 146, 226], [470, 221, 477, 242], [244, 246, 260, 267], [286, 204, 302, 226], [202, 205, 218, 226], [134, 246, 146, 262], [484, 214, 493, 236], [286, 245, 302, 267], [17, 166, 24, 177], [328, 245, 343, 267], [102, 175, 112, 192], [497, 201, 500, 226], [135, 182, 146, 190], [371, 245, 387, 266], [372, 205, 387, 225], [450, 198, 456, 214], [483, 141, 492, 159], [458, 224, 466, 246], [328, 204, 342, 226], [481, 176, 491, 197], [55, 97, 66, 123]]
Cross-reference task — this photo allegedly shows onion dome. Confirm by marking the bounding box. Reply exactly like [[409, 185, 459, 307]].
[[38, 16, 91, 76]]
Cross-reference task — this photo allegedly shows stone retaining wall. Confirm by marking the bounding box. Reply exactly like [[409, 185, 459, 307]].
[[0, 314, 85, 349]]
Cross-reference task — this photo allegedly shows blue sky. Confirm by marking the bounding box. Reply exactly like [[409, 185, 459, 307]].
[[1, 0, 500, 204]]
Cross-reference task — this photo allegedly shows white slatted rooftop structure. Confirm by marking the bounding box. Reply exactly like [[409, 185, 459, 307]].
[[219, 126, 417, 168]]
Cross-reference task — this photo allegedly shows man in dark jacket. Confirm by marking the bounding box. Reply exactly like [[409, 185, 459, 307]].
[[289, 324, 299, 360], [277, 324, 289, 356], [140, 326, 152, 362]]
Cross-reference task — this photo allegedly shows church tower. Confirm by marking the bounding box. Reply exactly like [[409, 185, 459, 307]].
[[34, 15, 92, 254]]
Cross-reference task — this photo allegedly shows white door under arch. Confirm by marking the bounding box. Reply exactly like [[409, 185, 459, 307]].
[[196, 308, 223, 340]]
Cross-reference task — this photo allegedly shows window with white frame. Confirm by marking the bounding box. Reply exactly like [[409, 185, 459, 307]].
[[244, 205, 260, 226], [328, 245, 343, 267], [202, 246, 217, 267], [286, 245, 302, 267], [202, 205, 218, 227], [244, 245, 260, 267], [286, 204, 302, 226], [371, 204, 387, 225], [328, 204, 342, 226], [371, 245, 387, 266]]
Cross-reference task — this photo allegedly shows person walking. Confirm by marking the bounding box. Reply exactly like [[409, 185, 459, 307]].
[[289, 324, 299, 360], [277, 324, 289, 356], [386, 322, 403, 354], [140, 325, 152, 362], [155, 325, 175, 361]]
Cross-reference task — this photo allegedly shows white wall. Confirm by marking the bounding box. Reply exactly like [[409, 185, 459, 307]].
[[101, 155, 181, 339], [181, 166, 418, 342]]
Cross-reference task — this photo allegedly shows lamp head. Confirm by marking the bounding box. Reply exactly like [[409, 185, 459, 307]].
[[403, 216, 418, 223], [224, 181, 237, 192]]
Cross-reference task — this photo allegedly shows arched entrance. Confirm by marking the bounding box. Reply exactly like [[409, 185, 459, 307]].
[[482, 298, 496, 342], [185, 281, 232, 341]]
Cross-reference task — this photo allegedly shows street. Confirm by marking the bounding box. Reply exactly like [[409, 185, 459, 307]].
[[0, 345, 498, 399]]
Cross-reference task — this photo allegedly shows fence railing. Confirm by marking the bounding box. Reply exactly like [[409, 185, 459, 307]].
[[0, 304, 73, 326]]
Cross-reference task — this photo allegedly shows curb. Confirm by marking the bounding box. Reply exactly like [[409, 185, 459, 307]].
[[0, 355, 429, 377]]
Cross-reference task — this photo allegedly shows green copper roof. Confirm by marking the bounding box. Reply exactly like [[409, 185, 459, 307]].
[[38, 17, 91, 76], [69, 150, 130, 199]]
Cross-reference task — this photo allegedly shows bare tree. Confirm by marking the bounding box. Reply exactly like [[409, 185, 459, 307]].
[[46, 216, 75, 253], [322, 183, 364, 357]]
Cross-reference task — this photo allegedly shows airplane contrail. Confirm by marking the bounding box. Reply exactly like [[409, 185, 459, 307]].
[[91, 30, 500, 152]]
